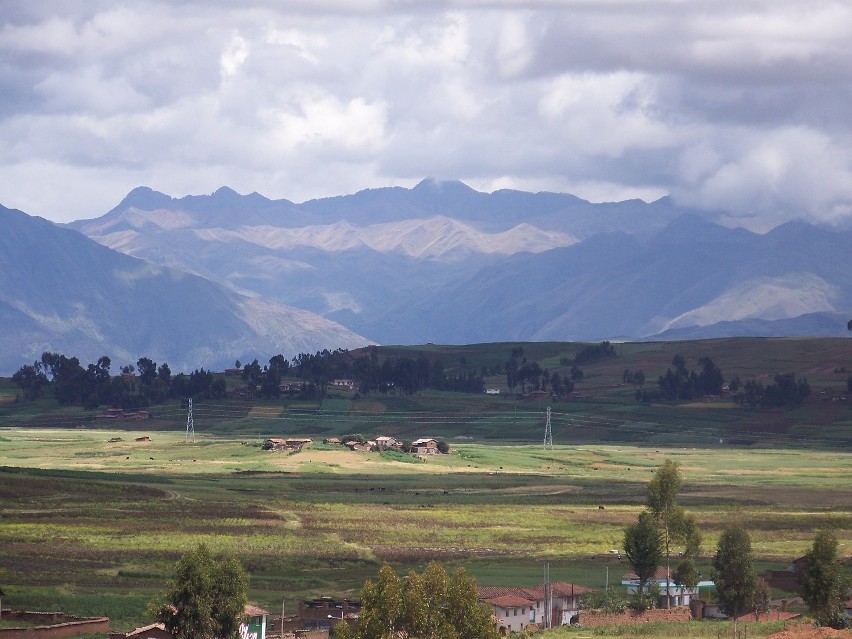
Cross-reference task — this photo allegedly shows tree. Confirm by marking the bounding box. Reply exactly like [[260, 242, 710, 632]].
[[798, 530, 852, 628], [153, 543, 248, 639], [753, 578, 771, 621], [647, 460, 701, 607], [623, 511, 662, 610], [137, 357, 157, 386], [12, 362, 49, 401], [334, 562, 498, 639], [711, 524, 757, 623], [580, 588, 626, 613]]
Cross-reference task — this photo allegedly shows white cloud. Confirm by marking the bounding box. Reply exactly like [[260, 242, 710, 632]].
[[220, 34, 249, 79], [0, 1, 850, 227], [676, 127, 852, 222]]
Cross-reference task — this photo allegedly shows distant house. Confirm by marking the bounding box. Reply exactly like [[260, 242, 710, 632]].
[[279, 381, 303, 393], [96, 408, 149, 421], [109, 623, 171, 639], [331, 379, 356, 390], [263, 438, 312, 451], [411, 438, 439, 454], [134, 435, 151, 442], [241, 604, 270, 639], [262, 438, 287, 451], [344, 441, 371, 453], [323, 437, 342, 445], [622, 567, 714, 608], [298, 597, 360, 630], [485, 388, 500, 395], [375, 436, 400, 450], [479, 581, 593, 632]]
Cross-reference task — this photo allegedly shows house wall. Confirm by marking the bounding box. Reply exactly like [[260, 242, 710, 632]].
[[0, 612, 109, 639], [494, 605, 536, 632], [581, 607, 692, 627]]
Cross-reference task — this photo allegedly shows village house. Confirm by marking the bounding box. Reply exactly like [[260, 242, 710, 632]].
[[279, 381, 303, 393], [411, 438, 439, 454], [479, 581, 593, 633], [344, 440, 371, 452], [375, 435, 400, 450], [298, 597, 360, 630], [622, 567, 714, 608], [330, 379, 356, 390], [261, 438, 313, 451], [485, 388, 500, 395], [109, 622, 172, 639], [241, 604, 270, 639], [96, 408, 150, 421]]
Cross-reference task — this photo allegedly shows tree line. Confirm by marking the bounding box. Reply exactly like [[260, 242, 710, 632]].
[[10, 346, 493, 409], [619, 460, 850, 629], [636, 354, 810, 408], [11, 352, 231, 410]]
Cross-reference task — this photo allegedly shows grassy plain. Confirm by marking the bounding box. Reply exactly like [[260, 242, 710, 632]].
[[0, 337, 850, 632], [0, 430, 849, 631]]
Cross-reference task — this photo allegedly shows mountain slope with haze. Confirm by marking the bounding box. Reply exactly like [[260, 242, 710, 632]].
[[0, 204, 368, 374], [66, 180, 852, 347]]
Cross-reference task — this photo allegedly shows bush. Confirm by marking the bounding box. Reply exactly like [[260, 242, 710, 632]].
[[580, 588, 626, 613]]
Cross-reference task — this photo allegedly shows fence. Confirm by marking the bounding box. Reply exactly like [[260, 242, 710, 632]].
[[0, 610, 110, 639], [581, 607, 692, 627]]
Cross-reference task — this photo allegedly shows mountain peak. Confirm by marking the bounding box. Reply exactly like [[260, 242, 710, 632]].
[[212, 186, 240, 198], [115, 186, 174, 213], [413, 178, 476, 194]]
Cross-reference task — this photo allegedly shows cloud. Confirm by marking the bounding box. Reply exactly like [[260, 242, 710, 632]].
[[0, 1, 850, 226]]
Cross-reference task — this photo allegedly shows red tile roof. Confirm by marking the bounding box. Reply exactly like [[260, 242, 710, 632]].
[[482, 594, 537, 608]]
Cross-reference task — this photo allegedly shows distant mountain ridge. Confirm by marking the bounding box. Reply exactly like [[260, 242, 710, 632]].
[[62, 179, 852, 348], [0, 204, 369, 374]]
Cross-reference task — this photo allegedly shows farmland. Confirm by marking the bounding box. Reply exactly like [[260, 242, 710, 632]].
[[0, 431, 849, 631], [0, 338, 850, 632]]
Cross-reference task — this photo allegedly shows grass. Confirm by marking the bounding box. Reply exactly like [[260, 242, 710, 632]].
[[1, 335, 850, 631], [541, 619, 793, 638], [0, 430, 848, 630]]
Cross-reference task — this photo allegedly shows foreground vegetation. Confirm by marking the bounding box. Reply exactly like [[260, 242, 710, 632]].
[[0, 432, 848, 630], [1, 338, 849, 633]]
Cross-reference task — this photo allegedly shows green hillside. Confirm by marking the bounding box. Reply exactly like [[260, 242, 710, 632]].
[[3, 338, 850, 449]]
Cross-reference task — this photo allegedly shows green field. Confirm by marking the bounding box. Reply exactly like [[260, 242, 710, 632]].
[[0, 431, 849, 631], [0, 338, 850, 633]]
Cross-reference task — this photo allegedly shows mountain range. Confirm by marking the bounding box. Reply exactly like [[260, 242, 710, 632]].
[[1, 179, 850, 373], [0, 204, 368, 374]]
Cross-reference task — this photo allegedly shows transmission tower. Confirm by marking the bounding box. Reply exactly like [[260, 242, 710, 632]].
[[185, 398, 195, 443], [543, 406, 553, 449]]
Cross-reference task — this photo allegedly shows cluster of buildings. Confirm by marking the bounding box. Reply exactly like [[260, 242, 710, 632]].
[[478, 581, 592, 633], [259, 436, 447, 455]]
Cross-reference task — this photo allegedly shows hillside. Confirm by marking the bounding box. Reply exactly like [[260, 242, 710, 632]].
[[0, 204, 369, 374], [3, 337, 850, 450]]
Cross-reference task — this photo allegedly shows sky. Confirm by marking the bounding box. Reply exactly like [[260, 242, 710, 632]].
[[2, 1, 852, 226]]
